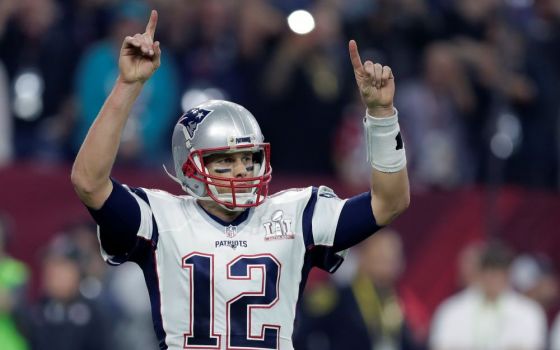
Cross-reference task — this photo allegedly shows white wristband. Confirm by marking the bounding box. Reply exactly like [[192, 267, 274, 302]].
[[363, 108, 406, 172]]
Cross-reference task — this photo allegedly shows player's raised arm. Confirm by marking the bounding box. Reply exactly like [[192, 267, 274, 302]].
[[349, 40, 410, 226], [71, 10, 161, 209]]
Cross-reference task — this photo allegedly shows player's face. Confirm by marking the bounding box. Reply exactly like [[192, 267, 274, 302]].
[[479, 267, 509, 300], [205, 151, 254, 193], [42, 256, 81, 300]]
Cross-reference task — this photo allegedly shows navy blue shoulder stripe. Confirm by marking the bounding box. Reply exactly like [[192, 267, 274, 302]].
[[130, 187, 150, 206], [130, 187, 159, 248], [135, 239, 168, 349], [302, 187, 318, 249], [125, 188, 166, 347]]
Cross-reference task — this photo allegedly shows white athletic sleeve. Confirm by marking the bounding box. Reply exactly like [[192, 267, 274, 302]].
[[310, 186, 347, 247]]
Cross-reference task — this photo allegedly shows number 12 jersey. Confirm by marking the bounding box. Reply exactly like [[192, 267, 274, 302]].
[[98, 185, 348, 350]]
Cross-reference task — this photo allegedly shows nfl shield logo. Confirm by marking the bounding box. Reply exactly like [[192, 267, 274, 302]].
[[224, 225, 237, 238]]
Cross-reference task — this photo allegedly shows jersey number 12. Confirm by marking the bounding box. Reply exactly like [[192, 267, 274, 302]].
[[182, 253, 281, 349]]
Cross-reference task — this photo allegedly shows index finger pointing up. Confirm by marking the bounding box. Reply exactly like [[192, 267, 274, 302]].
[[349, 40, 363, 71], [145, 10, 158, 39]]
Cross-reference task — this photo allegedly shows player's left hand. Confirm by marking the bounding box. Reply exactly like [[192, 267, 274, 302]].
[[349, 40, 395, 117]]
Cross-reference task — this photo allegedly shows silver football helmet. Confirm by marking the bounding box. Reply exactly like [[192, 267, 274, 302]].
[[166, 100, 272, 210]]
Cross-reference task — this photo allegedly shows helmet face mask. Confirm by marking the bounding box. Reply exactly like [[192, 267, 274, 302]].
[[184, 144, 271, 209], [168, 100, 272, 211]]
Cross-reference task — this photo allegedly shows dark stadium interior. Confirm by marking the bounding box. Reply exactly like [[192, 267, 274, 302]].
[[1, 0, 560, 349]]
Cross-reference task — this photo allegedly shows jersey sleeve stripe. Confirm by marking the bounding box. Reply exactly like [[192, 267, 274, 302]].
[[130, 186, 150, 205], [136, 240, 168, 349], [310, 186, 347, 247], [302, 187, 318, 249], [302, 186, 347, 273], [130, 187, 160, 248]]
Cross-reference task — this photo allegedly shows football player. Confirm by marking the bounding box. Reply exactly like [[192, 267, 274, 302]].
[[71, 10, 410, 350]]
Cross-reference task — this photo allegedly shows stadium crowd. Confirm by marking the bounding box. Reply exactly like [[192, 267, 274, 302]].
[[0, 0, 559, 188], [1, 0, 560, 349]]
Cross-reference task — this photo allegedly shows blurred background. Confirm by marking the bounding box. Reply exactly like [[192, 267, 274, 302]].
[[0, 0, 560, 349]]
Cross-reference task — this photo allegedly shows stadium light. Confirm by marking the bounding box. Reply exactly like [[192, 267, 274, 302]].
[[287, 10, 315, 35]]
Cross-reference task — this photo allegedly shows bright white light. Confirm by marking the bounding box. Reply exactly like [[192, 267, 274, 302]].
[[203, 88, 225, 100], [14, 96, 42, 121], [15, 72, 43, 99], [181, 87, 227, 113], [287, 10, 315, 35], [490, 132, 514, 159], [13, 71, 44, 120], [497, 112, 522, 144]]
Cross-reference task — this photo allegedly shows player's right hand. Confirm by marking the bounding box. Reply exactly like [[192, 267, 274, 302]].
[[118, 10, 161, 84]]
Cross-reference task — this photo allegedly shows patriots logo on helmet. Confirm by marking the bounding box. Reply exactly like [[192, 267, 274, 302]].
[[178, 108, 212, 138]]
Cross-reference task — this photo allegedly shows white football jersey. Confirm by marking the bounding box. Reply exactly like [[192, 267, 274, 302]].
[[98, 186, 347, 350]]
